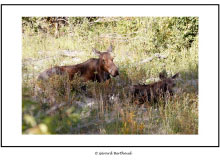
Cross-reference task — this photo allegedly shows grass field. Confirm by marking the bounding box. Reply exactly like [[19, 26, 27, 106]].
[[22, 17, 198, 134]]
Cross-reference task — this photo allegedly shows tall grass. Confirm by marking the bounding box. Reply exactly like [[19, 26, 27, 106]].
[[22, 17, 198, 134]]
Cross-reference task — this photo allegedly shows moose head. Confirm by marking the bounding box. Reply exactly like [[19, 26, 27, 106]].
[[93, 45, 119, 77]]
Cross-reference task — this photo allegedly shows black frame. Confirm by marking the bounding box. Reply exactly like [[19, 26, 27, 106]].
[[1, 4, 219, 147]]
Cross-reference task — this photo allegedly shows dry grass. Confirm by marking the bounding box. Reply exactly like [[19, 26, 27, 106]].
[[22, 17, 198, 134]]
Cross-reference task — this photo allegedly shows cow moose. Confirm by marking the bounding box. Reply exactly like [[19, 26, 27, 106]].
[[38, 45, 119, 83], [131, 72, 179, 104]]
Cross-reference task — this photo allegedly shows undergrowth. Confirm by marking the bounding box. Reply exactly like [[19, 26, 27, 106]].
[[22, 17, 198, 134]]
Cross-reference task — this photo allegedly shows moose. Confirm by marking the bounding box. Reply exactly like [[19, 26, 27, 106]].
[[38, 45, 119, 83], [131, 72, 179, 104]]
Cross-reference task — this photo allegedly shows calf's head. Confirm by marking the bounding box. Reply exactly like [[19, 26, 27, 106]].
[[93, 45, 119, 77], [159, 72, 179, 93]]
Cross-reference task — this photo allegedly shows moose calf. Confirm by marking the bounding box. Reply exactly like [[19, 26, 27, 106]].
[[131, 72, 179, 104]]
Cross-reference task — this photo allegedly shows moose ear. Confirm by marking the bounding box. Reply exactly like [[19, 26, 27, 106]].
[[172, 73, 179, 79], [107, 45, 113, 53], [159, 71, 167, 80], [92, 48, 101, 55]]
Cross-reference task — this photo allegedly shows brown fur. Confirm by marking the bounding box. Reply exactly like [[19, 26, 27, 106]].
[[131, 73, 179, 104], [38, 45, 119, 83]]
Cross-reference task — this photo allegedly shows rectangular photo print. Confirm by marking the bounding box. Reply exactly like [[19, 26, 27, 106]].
[[22, 17, 198, 135]]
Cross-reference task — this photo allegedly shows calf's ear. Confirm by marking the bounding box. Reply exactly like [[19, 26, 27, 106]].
[[159, 72, 167, 80], [107, 45, 113, 53], [172, 73, 179, 79], [92, 48, 101, 55]]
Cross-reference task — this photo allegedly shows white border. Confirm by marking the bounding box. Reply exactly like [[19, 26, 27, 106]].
[[2, 5, 219, 146]]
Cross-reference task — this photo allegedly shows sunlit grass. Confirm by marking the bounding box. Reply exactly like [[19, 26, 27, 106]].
[[22, 17, 198, 134]]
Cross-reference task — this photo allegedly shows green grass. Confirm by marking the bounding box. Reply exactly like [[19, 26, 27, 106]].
[[22, 17, 198, 134]]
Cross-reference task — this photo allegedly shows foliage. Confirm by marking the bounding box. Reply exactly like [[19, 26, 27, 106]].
[[22, 17, 198, 134]]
